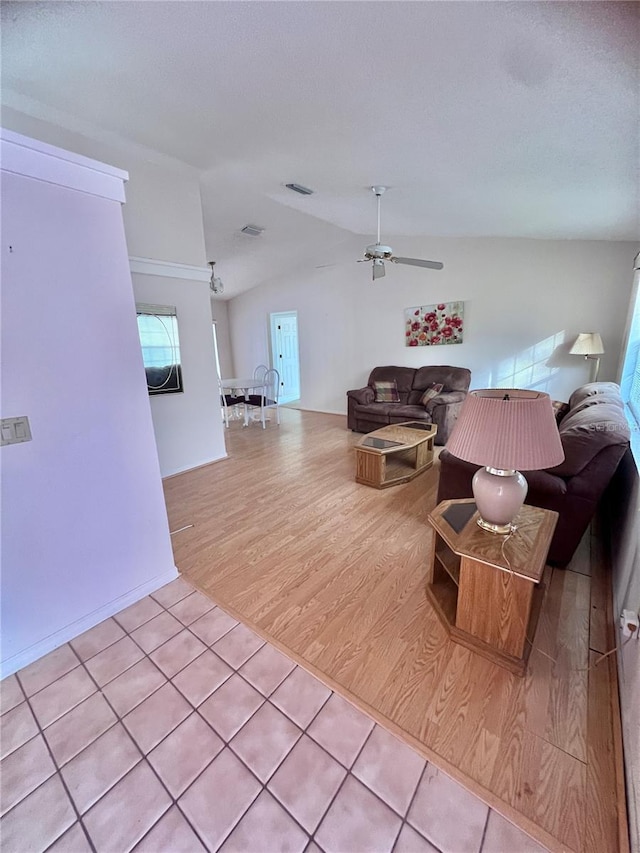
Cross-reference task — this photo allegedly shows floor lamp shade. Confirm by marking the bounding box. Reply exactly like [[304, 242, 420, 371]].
[[569, 332, 604, 357], [569, 332, 604, 381], [446, 389, 565, 533]]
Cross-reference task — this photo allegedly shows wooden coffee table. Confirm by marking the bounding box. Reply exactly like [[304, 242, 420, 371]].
[[355, 422, 437, 489]]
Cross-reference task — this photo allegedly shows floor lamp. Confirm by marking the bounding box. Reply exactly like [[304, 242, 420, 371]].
[[445, 389, 565, 534], [570, 333, 604, 382]]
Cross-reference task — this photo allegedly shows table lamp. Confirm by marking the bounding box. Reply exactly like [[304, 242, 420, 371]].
[[569, 332, 604, 381], [445, 389, 565, 534]]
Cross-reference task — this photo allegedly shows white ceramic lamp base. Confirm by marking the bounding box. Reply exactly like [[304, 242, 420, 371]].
[[472, 467, 528, 534]]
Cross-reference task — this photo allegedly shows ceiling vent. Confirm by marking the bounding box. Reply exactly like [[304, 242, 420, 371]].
[[241, 224, 264, 237], [286, 183, 314, 196]]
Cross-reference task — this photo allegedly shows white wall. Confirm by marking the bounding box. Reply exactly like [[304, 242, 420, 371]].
[[0, 133, 178, 675], [123, 163, 207, 266], [132, 274, 226, 477], [229, 235, 636, 411], [211, 297, 235, 379], [1, 106, 207, 265], [609, 456, 640, 853], [1, 108, 228, 477]]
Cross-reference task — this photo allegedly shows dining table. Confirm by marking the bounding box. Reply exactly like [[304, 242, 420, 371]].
[[220, 378, 266, 427]]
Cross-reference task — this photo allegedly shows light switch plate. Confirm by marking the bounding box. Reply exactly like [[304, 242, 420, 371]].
[[1, 416, 32, 445]]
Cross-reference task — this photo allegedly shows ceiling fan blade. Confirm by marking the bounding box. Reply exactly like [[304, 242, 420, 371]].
[[372, 260, 385, 280], [391, 256, 444, 270], [315, 263, 338, 269]]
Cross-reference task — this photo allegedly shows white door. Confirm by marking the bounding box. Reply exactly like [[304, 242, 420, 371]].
[[270, 311, 300, 403]]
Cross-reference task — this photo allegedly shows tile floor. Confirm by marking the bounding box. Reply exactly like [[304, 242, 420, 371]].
[[0, 577, 549, 853]]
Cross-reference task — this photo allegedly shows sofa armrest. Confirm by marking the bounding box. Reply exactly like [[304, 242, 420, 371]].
[[426, 391, 467, 444], [347, 386, 375, 405], [424, 390, 466, 415], [437, 451, 568, 501], [521, 469, 568, 497]]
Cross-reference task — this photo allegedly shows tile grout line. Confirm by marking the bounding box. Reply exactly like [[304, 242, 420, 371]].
[[71, 636, 210, 853], [144, 622, 336, 848], [79, 599, 239, 852], [478, 805, 492, 853], [143, 589, 472, 851], [6, 595, 233, 851], [17, 643, 99, 853], [130, 587, 445, 848], [75, 587, 306, 851], [7, 589, 312, 850], [396, 760, 448, 852], [303, 708, 380, 847], [6, 583, 471, 853]]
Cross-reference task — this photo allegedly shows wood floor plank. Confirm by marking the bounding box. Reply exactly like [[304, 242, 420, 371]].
[[585, 651, 620, 853], [589, 529, 613, 655], [518, 730, 586, 852], [524, 569, 589, 763], [164, 409, 623, 853]]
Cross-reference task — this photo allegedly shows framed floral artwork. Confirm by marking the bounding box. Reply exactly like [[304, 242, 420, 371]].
[[404, 301, 464, 347]]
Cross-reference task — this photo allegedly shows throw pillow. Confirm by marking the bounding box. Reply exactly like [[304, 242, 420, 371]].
[[420, 383, 444, 406], [373, 380, 400, 403], [551, 399, 570, 424]]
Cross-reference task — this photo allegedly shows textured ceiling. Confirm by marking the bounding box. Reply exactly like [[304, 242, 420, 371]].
[[2, 1, 638, 297]]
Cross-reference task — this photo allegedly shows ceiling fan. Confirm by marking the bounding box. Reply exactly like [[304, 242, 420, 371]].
[[358, 186, 443, 280]]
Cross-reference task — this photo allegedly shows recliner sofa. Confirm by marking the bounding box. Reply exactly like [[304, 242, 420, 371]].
[[347, 365, 471, 445], [437, 382, 631, 566]]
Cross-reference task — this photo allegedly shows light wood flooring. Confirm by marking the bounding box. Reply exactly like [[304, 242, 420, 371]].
[[163, 409, 625, 853]]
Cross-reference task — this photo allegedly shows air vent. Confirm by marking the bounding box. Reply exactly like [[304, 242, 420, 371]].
[[285, 183, 314, 196], [241, 224, 264, 237]]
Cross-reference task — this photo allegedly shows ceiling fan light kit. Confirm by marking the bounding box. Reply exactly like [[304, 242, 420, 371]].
[[360, 186, 443, 280], [208, 261, 224, 294]]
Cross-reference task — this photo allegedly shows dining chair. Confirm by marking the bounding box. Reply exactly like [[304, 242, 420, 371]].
[[245, 368, 280, 429], [245, 364, 270, 407], [253, 364, 268, 384], [219, 380, 244, 428]]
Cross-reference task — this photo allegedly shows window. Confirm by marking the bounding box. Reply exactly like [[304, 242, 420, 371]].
[[136, 303, 183, 395], [620, 253, 640, 461]]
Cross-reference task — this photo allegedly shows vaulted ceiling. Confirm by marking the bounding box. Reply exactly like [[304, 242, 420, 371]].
[[2, 1, 638, 297]]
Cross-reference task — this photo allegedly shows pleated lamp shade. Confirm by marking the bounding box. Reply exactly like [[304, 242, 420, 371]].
[[446, 389, 565, 472]]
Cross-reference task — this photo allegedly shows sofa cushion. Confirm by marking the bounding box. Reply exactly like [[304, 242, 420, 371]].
[[551, 399, 570, 424], [419, 383, 444, 406], [569, 382, 622, 410], [387, 405, 432, 422], [409, 366, 471, 404], [414, 365, 471, 392], [368, 366, 415, 404], [373, 380, 400, 403], [549, 402, 630, 477], [570, 393, 625, 415], [353, 403, 396, 423]]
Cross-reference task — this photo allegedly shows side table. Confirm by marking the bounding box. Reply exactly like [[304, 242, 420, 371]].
[[427, 499, 558, 675]]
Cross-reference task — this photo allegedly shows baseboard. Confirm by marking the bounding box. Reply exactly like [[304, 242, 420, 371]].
[[291, 406, 347, 417], [0, 566, 180, 678], [162, 453, 229, 481]]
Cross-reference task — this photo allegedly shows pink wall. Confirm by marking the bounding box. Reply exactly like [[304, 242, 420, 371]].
[[1, 137, 177, 674]]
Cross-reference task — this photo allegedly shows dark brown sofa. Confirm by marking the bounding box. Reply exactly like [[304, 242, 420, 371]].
[[437, 382, 631, 566], [347, 365, 471, 445]]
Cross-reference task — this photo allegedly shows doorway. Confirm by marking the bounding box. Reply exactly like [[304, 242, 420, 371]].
[[270, 311, 300, 404]]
